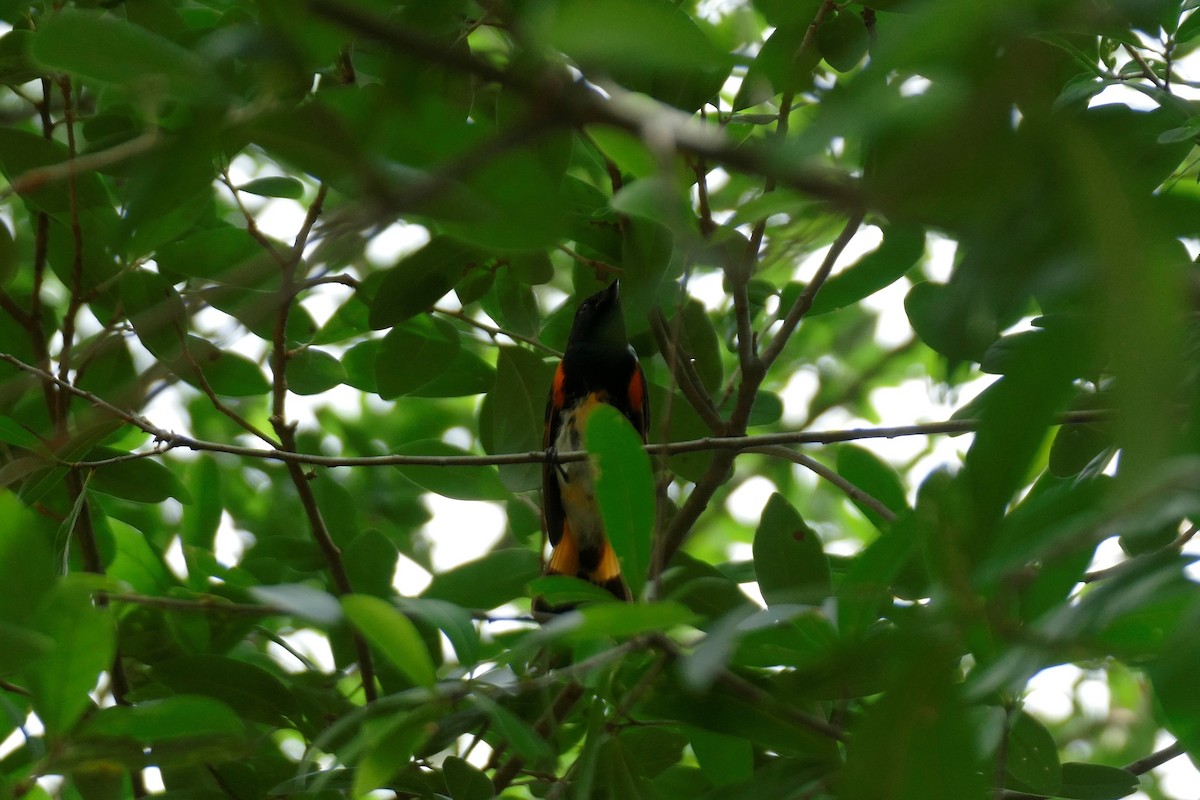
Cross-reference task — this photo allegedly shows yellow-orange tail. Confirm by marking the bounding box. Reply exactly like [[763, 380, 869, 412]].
[[533, 525, 630, 615]]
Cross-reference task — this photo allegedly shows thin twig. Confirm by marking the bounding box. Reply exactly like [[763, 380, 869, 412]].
[[435, 307, 562, 356], [0, 131, 160, 204], [746, 445, 897, 524], [759, 210, 865, 371]]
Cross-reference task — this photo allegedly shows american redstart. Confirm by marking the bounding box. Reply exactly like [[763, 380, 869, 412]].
[[533, 280, 649, 614]]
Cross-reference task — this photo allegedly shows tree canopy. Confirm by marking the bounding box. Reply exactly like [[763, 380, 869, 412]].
[[1, 0, 1199, 798]]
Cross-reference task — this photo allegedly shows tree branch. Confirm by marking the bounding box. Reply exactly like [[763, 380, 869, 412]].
[[746, 445, 896, 524]]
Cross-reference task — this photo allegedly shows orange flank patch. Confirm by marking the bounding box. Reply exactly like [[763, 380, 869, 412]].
[[552, 362, 566, 410], [590, 539, 623, 584], [546, 521, 579, 576], [627, 369, 645, 419]]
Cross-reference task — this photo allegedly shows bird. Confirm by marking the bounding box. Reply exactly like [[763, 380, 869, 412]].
[[534, 279, 649, 614]]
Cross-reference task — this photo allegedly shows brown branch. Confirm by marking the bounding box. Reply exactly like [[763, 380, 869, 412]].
[[3, 354, 1118, 469], [308, 0, 862, 211], [491, 682, 584, 792], [759, 209, 865, 371], [650, 634, 845, 742], [261, 184, 379, 702], [649, 309, 723, 433], [746, 445, 897, 524], [104, 593, 287, 616], [435, 307, 562, 357], [0, 131, 160, 204], [998, 741, 1184, 800]]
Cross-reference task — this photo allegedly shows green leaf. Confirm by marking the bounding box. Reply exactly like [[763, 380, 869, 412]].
[[120, 268, 187, 362], [155, 227, 274, 288], [31, 9, 217, 97], [752, 493, 831, 606], [0, 128, 114, 218], [422, 548, 541, 610], [286, 348, 346, 395], [1006, 710, 1062, 795], [904, 280, 1000, 364], [343, 528, 399, 598], [24, 578, 117, 735], [151, 654, 297, 727], [341, 594, 436, 688], [106, 518, 171, 594], [409, 347, 496, 398], [237, 176, 305, 199], [172, 336, 271, 397], [87, 447, 193, 504], [369, 236, 487, 329], [816, 8, 869, 72], [392, 440, 509, 501], [612, 176, 692, 223], [734, 22, 820, 110], [250, 584, 343, 626], [836, 445, 910, 529], [0, 416, 40, 450], [533, 0, 731, 110], [0, 494, 55, 628], [443, 756, 495, 800], [687, 728, 753, 788], [81, 695, 245, 742], [473, 694, 554, 764], [840, 637, 986, 800], [586, 404, 655, 600], [397, 597, 482, 667], [527, 574, 623, 608], [809, 224, 926, 315], [353, 713, 429, 797], [482, 347, 554, 492], [1057, 762, 1139, 800], [535, 601, 697, 644], [375, 316, 461, 398]]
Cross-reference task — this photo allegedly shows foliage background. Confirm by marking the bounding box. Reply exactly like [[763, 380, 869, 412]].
[[2, 0, 1200, 798]]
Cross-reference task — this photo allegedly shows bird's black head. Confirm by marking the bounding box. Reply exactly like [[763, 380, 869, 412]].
[[566, 280, 627, 354]]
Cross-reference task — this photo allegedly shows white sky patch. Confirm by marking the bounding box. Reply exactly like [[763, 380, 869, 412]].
[[779, 366, 820, 426], [163, 535, 188, 581], [365, 222, 431, 267], [269, 628, 336, 673], [1023, 663, 1081, 723], [862, 276, 914, 347], [423, 497, 506, 572], [393, 551, 434, 596], [725, 475, 777, 525], [143, 767, 165, 793], [1156, 730, 1200, 799], [924, 233, 958, 282], [688, 270, 728, 311], [214, 513, 251, 568]]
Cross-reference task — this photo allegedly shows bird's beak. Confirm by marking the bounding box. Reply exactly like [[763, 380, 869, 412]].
[[604, 279, 620, 303]]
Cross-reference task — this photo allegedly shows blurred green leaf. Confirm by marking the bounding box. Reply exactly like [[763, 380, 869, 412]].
[[1057, 763, 1139, 800], [87, 448, 192, 504], [24, 578, 117, 735], [1005, 710, 1062, 795], [422, 549, 541, 610], [586, 403, 655, 600], [31, 9, 217, 96], [392, 440, 509, 501], [120, 268, 187, 362], [376, 316, 461, 398], [342, 593, 436, 688], [151, 654, 296, 727], [287, 347, 346, 395], [443, 756, 494, 800], [753, 493, 830, 606], [370, 237, 486, 329], [810, 224, 925, 316], [237, 176, 305, 199]]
